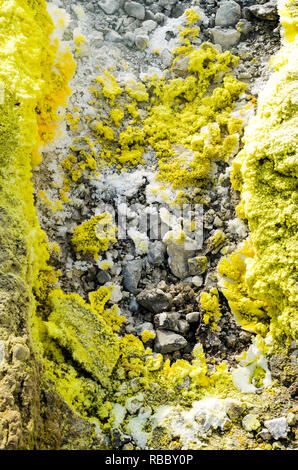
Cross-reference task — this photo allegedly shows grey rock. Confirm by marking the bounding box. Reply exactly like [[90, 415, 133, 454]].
[[97, 270, 111, 284], [142, 19, 157, 33], [129, 297, 140, 313], [154, 13, 166, 25], [171, 54, 190, 77], [105, 30, 122, 43], [210, 27, 241, 49], [257, 428, 272, 441], [236, 18, 253, 35], [155, 329, 187, 354], [154, 312, 180, 332], [112, 429, 132, 449], [13, 344, 30, 362], [225, 334, 237, 348], [98, 0, 120, 15], [264, 417, 289, 440], [215, 1, 241, 27], [186, 312, 200, 323], [135, 321, 155, 337], [135, 34, 149, 50], [122, 259, 143, 294], [124, 1, 146, 20], [188, 256, 207, 276], [178, 319, 189, 335], [226, 401, 245, 421], [148, 241, 165, 266], [136, 288, 171, 313], [123, 31, 136, 47], [248, 2, 278, 21], [161, 48, 172, 67]]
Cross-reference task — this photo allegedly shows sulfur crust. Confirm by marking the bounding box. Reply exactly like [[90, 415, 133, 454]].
[[219, 0, 298, 347]]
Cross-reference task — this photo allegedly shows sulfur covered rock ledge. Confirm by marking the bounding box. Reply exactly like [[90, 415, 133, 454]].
[[0, 0, 297, 450]]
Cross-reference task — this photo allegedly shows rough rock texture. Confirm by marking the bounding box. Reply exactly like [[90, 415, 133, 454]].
[[0, 0, 297, 452]]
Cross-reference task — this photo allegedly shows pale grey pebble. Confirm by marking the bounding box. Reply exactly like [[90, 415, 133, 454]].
[[215, 0, 241, 27], [124, 1, 146, 20], [98, 0, 120, 15], [155, 329, 187, 354]]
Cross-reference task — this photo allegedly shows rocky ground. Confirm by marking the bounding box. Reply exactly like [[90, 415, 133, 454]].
[[30, 0, 297, 450]]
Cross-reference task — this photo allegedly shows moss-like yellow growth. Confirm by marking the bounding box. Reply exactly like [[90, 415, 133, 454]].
[[44, 289, 120, 386], [72, 213, 117, 259], [89, 288, 126, 332], [201, 288, 222, 330], [223, 12, 298, 345], [141, 330, 156, 343]]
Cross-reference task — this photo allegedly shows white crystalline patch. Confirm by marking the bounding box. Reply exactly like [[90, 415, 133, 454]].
[[47, 3, 71, 41], [128, 228, 149, 255], [232, 365, 257, 393], [227, 218, 248, 238], [149, 17, 184, 54], [126, 407, 152, 448], [111, 403, 127, 429], [0, 341, 5, 366], [153, 398, 231, 449], [96, 171, 149, 198], [232, 340, 272, 393]]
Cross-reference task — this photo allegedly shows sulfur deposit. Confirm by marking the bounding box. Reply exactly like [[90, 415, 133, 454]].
[[0, 0, 297, 451]]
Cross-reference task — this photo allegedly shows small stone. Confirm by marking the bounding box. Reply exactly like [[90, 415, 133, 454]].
[[188, 256, 207, 276], [97, 270, 111, 285], [264, 417, 289, 440], [124, 1, 146, 20], [257, 428, 272, 442], [161, 48, 172, 67], [154, 13, 165, 25], [98, 0, 120, 15], [186, 312, 200, 323], [125, 393, 144, 414], [225, 334, 237, 348], [286, 412, 296, 426], [236, 19, 253, 35], [129, 297, 140, 313], [90, 33, 104, 48], [135, 34, 149, 50], [242, 414, 261, 432], [148, 241, 165, 266], [123, 31, 136, 47], [171, 55, 190, 77], [105, 30, 122, 43], [154, 312, 180, 332], [155, 329, 187, 354], [248, 2, 278, 21], [142, 19, 157, 33], [122, 259, 143, 294], [210, 27, 241, 50], [191, 276, 203, 287], [13, 344, 30, 362], [136, 288, 171, 313], [226, 401, 245, 421], [215, 1, 241, 27], [178, 319, 189, 335]]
